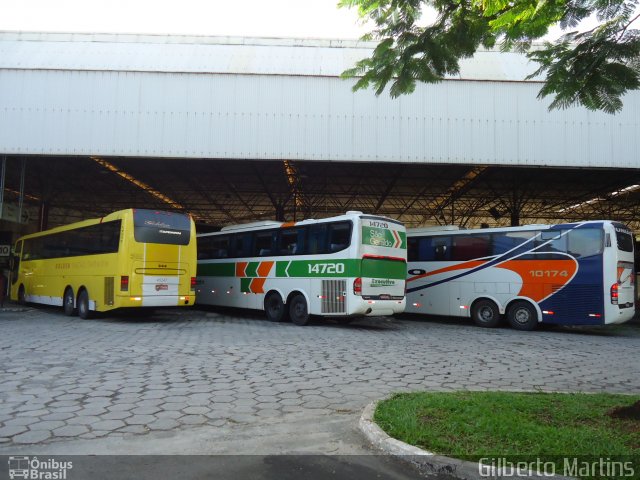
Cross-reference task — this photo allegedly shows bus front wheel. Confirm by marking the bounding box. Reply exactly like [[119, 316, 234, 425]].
[[289, 294, 310, 326], [507, 301, 538, 331], [471, 299, 500, 328], [77, 289, 91, 320], [264, 292, 287, 322], [63, 288, 76, 316]]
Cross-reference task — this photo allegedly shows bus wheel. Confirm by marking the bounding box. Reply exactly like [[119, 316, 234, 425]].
[[289, 294, 310, 326], [63, 288, 76, 316], [17, 285, 26, 305], [77, 289, 91, 320], [507, 301, 538, 331], [264, 292, 286, 322], [471, 299, 500, 328]]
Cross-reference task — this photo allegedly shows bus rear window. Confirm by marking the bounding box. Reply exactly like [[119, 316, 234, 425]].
[[616, 229, 634, 252], [133, 210, 191, 246]]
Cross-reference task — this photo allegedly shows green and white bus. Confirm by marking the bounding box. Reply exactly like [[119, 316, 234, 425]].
[[195, 211, 407, 325]]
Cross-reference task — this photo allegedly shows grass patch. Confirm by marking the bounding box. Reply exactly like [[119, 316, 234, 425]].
[[374, 392, 640, 476]]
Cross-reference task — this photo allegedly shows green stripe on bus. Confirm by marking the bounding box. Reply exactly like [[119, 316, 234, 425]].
[[362, 227, 407, 249], [197, 263, 235, 277], [362, 258, 407, 280], [275, 259, 361, 278], [241, 278, 251, 293], [399, 231, 407, 249], [245, 262, 259, 278]]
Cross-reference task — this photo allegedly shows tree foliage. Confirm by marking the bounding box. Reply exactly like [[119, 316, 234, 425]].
[[339, 0, 640, 113]]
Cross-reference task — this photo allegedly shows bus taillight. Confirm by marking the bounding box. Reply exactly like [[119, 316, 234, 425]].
[[611, 283, 619, 304], [353, 277, 362, 296], [120, 276, 129, 292], [190, 277, 196, 291]]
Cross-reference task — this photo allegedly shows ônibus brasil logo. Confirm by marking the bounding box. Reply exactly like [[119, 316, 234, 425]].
[[8, 456, 73, 480]]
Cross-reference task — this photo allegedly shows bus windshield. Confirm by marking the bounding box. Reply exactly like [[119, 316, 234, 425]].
[[133, 210, 191, 246]]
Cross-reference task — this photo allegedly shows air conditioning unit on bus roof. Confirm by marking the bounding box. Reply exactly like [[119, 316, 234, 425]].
[[221, 221, 282, 232]]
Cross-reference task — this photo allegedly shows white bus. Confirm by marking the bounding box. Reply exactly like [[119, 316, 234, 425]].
[[196, 211, 407, 325], [406, 221, 635, 330]]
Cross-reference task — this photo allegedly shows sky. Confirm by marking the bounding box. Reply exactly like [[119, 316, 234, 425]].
[[0, 0, 369, 39]]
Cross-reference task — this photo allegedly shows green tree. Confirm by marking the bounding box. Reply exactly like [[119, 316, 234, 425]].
[[339, 0, 640, 113]]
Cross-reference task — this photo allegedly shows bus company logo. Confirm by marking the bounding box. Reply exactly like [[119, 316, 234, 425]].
[[371, 279, 396, 287], [159, 229, 181, 236], [8, 456, 73, 479], [369, 237, 394, 247], [155, 284, 168, 291], [144, 220, 170, 228], [615, 226, 632, 235]]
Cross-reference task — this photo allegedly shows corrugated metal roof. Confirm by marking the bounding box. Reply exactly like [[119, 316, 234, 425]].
[[0, 31, 541, 81]]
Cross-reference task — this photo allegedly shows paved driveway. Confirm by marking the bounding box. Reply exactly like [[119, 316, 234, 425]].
[[0, 306, 639, 453]]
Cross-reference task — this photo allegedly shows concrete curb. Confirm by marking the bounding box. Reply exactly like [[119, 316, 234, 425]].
[[359, 399, 571, 479]]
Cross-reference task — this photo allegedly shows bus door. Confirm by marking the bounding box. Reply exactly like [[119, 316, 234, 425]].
[[613, 225, 635, 309]]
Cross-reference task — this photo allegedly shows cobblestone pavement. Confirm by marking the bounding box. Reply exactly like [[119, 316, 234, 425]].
[[0, 306, 639, 451]]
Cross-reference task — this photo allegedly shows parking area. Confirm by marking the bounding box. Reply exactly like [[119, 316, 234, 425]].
[[1, 307, 639, 454]]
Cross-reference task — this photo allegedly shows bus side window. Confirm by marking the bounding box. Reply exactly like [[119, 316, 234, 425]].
[[567, 228, 603, 258], [408, 238, 419, 261], [254, 231, 275, 257], [216, 235, 230, 259], [452, 235, 490, 261], [328, 222, 351, 253], [278, 228, 304, 256], [197, 237, 212, 260], [432, 237, 451, 261], [492, 231, 535, 256], [308, 225, 327, 255], [234, 233, 252, 258]]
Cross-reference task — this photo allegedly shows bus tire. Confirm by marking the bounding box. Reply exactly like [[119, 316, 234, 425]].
[[507, 301, 538, 331], [63, 287, 76, 316], [17, 285, 26, 305], [471, 299, 500, 328], [264, 292, 286, 322], [77, 289, 91, 320], [289, 294, 310, 326]]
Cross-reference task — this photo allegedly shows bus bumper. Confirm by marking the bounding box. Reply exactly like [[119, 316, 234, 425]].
[[353, 299, 406, 316]]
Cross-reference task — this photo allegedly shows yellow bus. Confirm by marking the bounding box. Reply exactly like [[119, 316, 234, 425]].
[[9, 209, 196, 318]]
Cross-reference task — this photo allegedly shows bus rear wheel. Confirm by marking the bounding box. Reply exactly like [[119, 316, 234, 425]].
[[63, 288, 76, 316], [264, 292, 287, 322], [77, 289, 91, 320], [289, 294, 310, 326], [507, 301, 538, 331], [471, 299, 500, 328]]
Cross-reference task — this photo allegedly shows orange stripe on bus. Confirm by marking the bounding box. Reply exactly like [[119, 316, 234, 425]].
[[257, 261, 274, 277], [497, 259, 577, 302], [250, 278, 267, 294], [407, 260, 487, 283], [281, 222, 295, 228], [236, 262, 248, 277]]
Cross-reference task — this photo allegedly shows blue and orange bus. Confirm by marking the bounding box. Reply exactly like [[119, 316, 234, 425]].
[[406, 221, 635, 330]]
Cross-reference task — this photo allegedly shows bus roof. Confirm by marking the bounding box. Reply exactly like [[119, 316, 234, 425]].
[[199, 212, 403, 237], [408, 220, 615, 237]]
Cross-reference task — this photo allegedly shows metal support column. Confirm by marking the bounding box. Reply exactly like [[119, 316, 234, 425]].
[[0, 156, 5, 219], [18, 158, 26, 224]]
